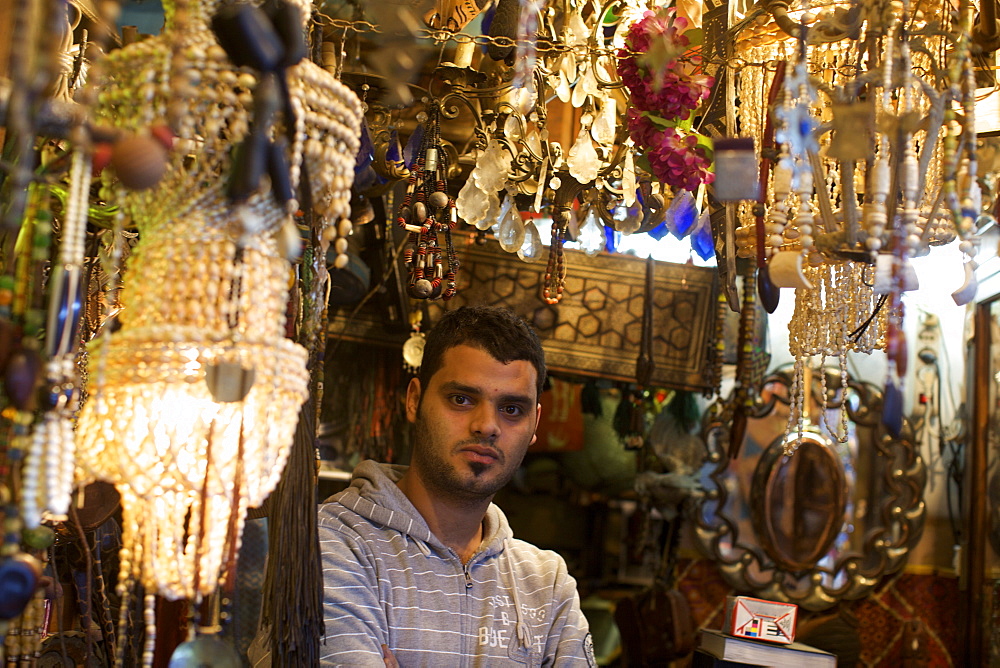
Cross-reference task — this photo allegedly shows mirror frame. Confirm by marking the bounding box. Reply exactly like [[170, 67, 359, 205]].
[[692, 368, 927, 611], [749, 429, 849, 573]]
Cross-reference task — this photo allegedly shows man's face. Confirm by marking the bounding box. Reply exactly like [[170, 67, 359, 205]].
[[406, 344, 541, 503]]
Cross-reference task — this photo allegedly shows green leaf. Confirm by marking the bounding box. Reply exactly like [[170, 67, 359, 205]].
[[642, 112, 676, 129], [634, 153, 653, 175], [684, 28, 704, 47], [693, 132, 715, 163]]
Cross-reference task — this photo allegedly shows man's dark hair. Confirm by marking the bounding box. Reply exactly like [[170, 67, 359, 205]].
[[419, 306, 547, 399]]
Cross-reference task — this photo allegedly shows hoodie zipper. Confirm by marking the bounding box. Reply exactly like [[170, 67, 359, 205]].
[[459, 555, 473, 668]]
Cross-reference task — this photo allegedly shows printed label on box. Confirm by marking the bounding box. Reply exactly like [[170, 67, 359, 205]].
[[723, 596, 797, 644]]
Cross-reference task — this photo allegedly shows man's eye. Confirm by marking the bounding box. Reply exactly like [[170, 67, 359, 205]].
[[501, 405, 523, 417], [451, 395, 471, 406]]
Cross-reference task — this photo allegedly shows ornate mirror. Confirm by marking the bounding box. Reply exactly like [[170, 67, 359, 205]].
[[693, 366, 927, 610]]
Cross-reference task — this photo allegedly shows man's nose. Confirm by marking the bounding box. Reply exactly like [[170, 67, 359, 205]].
[[470, 404, 500, 440]]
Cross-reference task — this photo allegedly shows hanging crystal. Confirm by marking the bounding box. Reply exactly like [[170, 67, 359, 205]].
[[691, 208, 715, 261], [567, 124, 600, 184], [404, 123, 424, 169], [518, 219, 543, 262], [525, 126, 544, 156], [497, 193, 526, 252], [503, 114, 522, 141], [457, 175, 490, 229], [571, 64, 590, 108], [622, 148, 637, 207], [581, 63, 600, 98], [664, 189, 697, 238], [555, 69, 572, 102], [475, 138, 511, 193], [578, 208, 606, 256], [591, 97, 616, 146], [604, 225, 619, 253], [512, 0, 543, 89], [457, 139, 511, 228], [614, 200, 642, 234], [533, 156, 548, 213], [560, 51, 577, 81], [555, 51, 577, 103], [567, 9, 587, 46], [481, 190, 502, 231]]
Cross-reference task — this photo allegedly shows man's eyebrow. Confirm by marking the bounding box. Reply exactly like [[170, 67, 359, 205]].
[[440, 380, 481, 396], [498, 392, 535, 406]]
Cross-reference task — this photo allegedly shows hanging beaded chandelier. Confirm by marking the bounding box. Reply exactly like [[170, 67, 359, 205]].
[[74, 0, 362, 603], [727, 0, 981, 451]]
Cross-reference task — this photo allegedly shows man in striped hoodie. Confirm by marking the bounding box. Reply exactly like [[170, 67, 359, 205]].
[[319, 306, 595, 666]]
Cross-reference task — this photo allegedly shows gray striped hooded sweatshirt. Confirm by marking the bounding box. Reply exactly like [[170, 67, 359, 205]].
[[318, 460, 596, 667]]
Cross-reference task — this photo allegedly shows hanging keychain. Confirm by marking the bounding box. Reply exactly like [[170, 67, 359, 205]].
[[402, 309, 426, 375]]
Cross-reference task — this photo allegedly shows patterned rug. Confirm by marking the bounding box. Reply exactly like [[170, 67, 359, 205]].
[[674, 558, 961, 667]]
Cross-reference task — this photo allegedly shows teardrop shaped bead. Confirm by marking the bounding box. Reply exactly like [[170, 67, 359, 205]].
[[518, 220, 543, 262], [579, 210, 605, 257], [497, 201, 526, 253]]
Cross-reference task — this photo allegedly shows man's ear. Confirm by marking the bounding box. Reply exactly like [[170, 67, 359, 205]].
[[529, 402, 541, 446], [405, 377, 422, 423]]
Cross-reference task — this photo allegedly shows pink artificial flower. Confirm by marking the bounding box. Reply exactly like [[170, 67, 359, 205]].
[[644, 128, 714, 192], [617, 8, 714, 119], [618, 7, 716, 192]]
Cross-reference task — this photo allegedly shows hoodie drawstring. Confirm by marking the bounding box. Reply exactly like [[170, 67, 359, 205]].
[[413, 536, 431, 556], [503, 539, 532, 652]]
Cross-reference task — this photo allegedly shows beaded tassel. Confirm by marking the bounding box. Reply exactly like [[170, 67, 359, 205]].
[[142, 593, 157, 668], [783, 356, 807, 456], [542, 210, 567, 304], [2, 589, 46, 664], [729, 269, 760, 458], [765, 154, 792, 258], [703, 291, 728, 399], [8, 184, 50, 537], [31, 145, 91, 526]]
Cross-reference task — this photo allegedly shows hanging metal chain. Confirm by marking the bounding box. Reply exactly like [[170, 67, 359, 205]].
[[314, 13, 667, 59]]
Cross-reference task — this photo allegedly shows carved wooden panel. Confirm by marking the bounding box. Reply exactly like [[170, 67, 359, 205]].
[[329, 236, 719, 392]]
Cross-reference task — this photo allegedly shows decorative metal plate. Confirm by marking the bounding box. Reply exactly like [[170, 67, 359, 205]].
[[329, 236, 719, 392]]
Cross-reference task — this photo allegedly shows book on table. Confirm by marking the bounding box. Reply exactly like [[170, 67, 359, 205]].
[[699, 629, 836, 667]]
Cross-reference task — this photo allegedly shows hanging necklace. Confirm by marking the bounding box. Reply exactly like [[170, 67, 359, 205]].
[[397, 102, 460, 300], [542, 173, 587, 304]]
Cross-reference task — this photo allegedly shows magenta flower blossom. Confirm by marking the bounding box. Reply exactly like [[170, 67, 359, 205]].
[[617, 9, 715, 120], [618, 8, 716, 192], [645, 128, 715, 192], [627, 112, 713, 192], [625, 109, 660, 147]]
